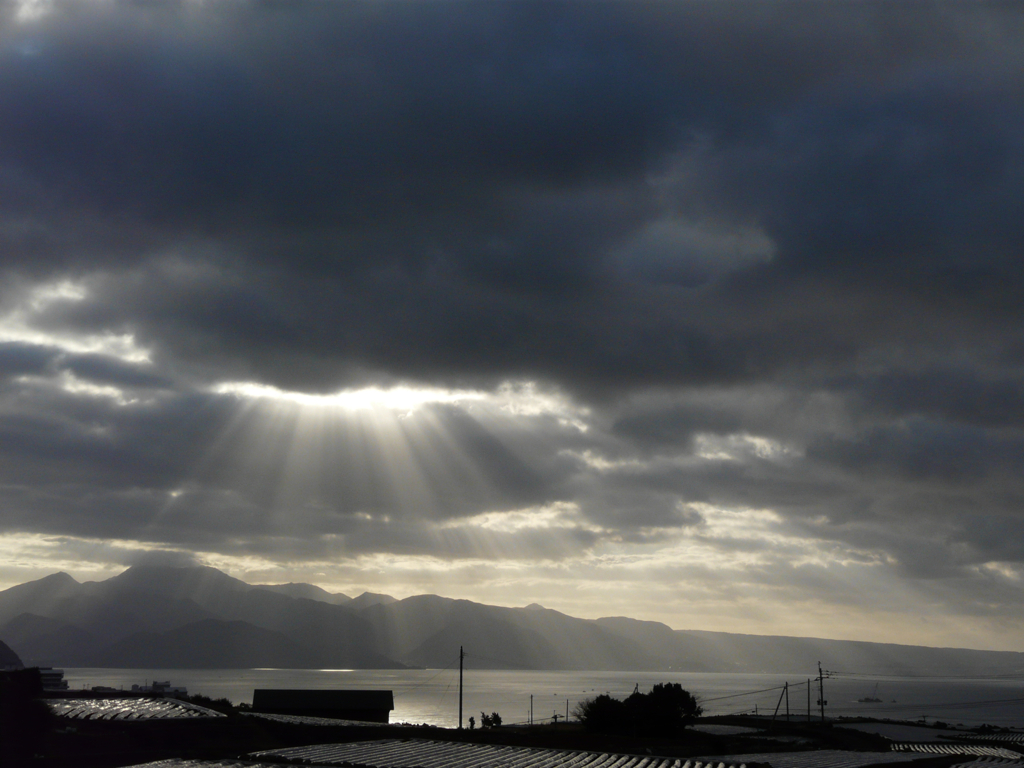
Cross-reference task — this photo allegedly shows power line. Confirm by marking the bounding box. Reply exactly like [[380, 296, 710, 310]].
[[392, 660, 458, 699], [701, 684, 792, 703]]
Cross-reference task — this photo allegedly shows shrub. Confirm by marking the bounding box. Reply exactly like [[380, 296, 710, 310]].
[[480, 711, 502, 728], [574, 694, 626, 733], [627, 682, 702, 736]]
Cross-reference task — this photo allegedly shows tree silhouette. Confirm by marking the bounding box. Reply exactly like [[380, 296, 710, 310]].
[[575, 684, 701, 736]]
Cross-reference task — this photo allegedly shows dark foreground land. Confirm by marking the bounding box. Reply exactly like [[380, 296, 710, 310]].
[[15, 708, 978, 768]]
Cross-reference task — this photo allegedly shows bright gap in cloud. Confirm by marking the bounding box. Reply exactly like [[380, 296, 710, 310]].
[[212, 381, 487, 411], [210, 380, 591, 430], [175, 379, 595, 545]]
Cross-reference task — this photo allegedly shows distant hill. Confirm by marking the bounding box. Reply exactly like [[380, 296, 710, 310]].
[[89, 619, 326, 669], [2, 564, 1023, 676], [0, 613, 99, 667]]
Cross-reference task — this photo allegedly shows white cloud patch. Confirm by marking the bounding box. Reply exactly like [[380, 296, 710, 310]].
[[567, 450, 646, 472], [441, 502, 597, 534], [490, 382, 592, 432], [50, 371, 137, 405], [12, 0, 53, 22], [0, 278, 150, 363], [980, 561, 1023, 582], [693, 433, 799, 461]]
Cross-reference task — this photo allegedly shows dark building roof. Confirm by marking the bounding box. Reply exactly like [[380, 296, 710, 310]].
[[252, 689, 394, 722]]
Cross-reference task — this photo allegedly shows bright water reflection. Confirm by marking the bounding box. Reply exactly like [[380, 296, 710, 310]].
[[62, 669, 1024, 729]]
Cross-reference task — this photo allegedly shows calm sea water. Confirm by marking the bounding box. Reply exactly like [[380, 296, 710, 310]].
[[61, 668, 1024, 729]]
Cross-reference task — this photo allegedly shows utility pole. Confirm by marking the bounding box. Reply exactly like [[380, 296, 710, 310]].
[[771, 683, 786, 723], [807, 678, 811, 722], [771, 682, 789, 724], [817, 662, 827, 723], [530, 694, 533, 725], [458, 646, 464, 729]]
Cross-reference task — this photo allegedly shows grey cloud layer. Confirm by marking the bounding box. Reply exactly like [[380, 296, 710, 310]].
[[1, 1, 1023, 619], [5, 2, 1023, 393]]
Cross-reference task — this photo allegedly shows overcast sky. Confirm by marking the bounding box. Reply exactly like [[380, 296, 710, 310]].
[[1, 0, 1023, 651]]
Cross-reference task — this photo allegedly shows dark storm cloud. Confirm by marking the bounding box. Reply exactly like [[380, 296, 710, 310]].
[[61, 352, 171, 390], [807, 419, 1024, 487], [1, 0, 1024, 614], [0, 342, 55, 378], [1, 3, 677, 242], [611, 400, 745, 453], [0, 1, 1019, 396], [849, 369, 1024, 429], [0, 338, 177, 392], [0, 388, 237, 489]]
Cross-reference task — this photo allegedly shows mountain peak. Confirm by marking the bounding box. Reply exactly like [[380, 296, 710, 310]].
[[0, 570, 80, 600], [524, 603, 546, 611], [0, 571, 86, 630], [104, 564, 252, 599], [46, 571, 79, 585], [349, 591, 397, 609]]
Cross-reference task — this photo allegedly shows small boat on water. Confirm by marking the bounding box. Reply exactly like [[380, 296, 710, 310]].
[[857, 683, 887, 704]]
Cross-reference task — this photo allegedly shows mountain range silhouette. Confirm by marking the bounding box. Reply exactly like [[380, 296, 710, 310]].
[[2, 565, 1022, 676]]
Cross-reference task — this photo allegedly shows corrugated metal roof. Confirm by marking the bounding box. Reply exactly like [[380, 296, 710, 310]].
[[891, 743, 1021, 759], [948, 760, 1024, 768], [122, 761, 280, 768], [48, 697, 224, 720], [951, 733, 1024, 745], [121, 744, 991, 768], [255, 739, 953, 768], [670, 751, 925, 768], [251, 738, 753, 768]]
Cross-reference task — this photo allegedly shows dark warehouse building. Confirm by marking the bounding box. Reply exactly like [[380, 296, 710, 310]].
[[251, 689, 394, 723]]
